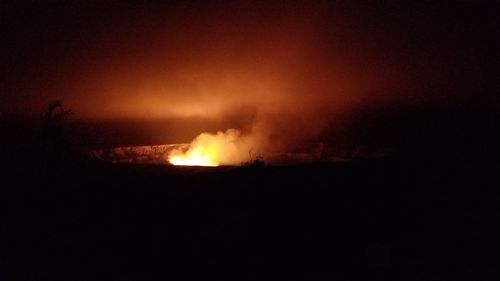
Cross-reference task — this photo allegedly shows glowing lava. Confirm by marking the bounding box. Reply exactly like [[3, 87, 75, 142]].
[[167, 129, 249, 167], [168, 145, 219, 166]]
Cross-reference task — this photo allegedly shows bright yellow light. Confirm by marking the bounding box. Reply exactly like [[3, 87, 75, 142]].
[[167, 129, 248, 167], [168, 146, 218, 166]]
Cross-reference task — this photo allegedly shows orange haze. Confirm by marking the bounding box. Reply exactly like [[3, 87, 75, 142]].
[[63, 3, 403, 162], [4, 2, 494, 163]]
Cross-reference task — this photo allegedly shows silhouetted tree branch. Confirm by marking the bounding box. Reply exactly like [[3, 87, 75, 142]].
[[40, 100, 73, 173]]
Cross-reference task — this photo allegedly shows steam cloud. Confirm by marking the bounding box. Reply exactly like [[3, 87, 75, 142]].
[[167, 129, 253, 166], [7, 2, 482, 161], [76, 3, 400, 160], [1, 2, 495, 164]]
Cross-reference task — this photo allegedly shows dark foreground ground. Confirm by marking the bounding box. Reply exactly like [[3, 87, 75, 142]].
[[1, 159, 500, 281]]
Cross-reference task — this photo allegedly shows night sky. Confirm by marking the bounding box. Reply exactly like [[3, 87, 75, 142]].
[[2, 4, 500, 281], [1, 1, 498, 157]]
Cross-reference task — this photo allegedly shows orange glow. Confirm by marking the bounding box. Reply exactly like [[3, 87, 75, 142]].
[[167, 129, 250, 166]]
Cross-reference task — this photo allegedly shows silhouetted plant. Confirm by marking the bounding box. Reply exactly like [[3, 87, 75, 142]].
[[241, 150, 266, 168], [41, 100, 72, 135], [241, 157, 266, 168], [40, 100, 73, 172]]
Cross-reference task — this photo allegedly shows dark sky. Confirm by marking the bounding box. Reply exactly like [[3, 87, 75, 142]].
[[1, 1, 497, 116], [1, 1, 498, 156]]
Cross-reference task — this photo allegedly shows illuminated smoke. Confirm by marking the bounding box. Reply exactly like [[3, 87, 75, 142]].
[[15, 2, 408, 160], [167, 129, 254, 166]]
